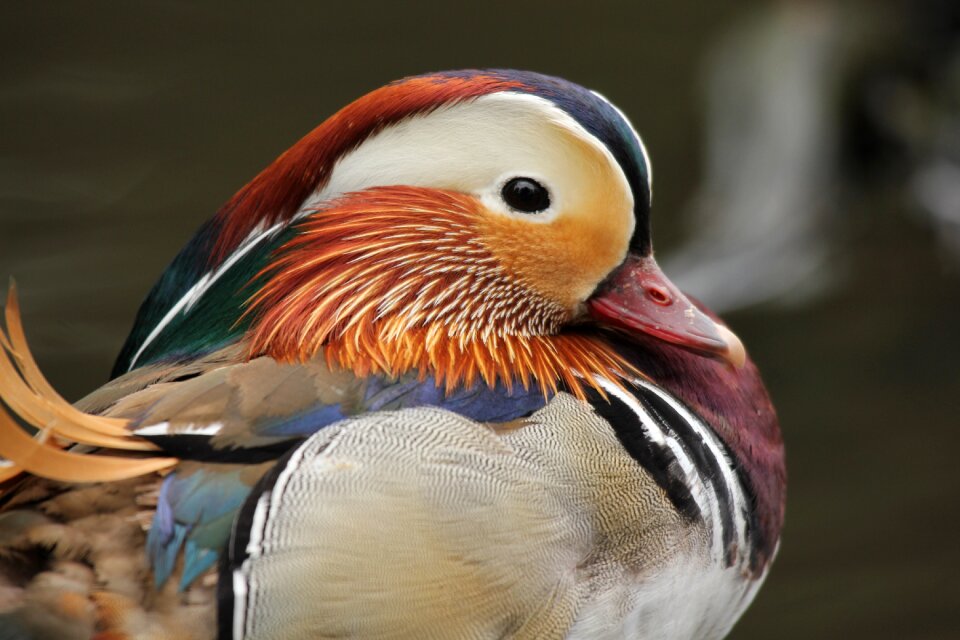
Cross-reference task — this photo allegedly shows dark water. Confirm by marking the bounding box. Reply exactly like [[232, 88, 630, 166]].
[[1, 2, 958, 638]]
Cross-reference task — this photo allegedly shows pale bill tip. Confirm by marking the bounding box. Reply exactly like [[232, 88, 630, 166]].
[[717, 324, 747, 369]]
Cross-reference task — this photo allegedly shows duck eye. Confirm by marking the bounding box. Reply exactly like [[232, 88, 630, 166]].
[[501, 177, 551, 213]]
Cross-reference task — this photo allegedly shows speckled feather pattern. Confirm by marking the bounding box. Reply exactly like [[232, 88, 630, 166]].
[[225, 395, 726, 640]]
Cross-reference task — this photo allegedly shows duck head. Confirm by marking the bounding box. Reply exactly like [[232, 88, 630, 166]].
[[143, 71, 744, 397]]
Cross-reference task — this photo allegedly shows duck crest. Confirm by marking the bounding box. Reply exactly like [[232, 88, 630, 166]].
[[245, 186, 640, 400]]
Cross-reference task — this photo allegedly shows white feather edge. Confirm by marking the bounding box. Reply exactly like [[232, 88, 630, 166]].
[[126, 221, 284, 371], [133, 421, 224, 437], [232, 429, 335, 640]]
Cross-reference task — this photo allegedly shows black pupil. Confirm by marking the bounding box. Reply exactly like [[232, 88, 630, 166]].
[[501, 177, 550, 213]]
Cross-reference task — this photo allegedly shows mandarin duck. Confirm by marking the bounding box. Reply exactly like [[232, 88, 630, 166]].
[[0, 70, 785, 640]]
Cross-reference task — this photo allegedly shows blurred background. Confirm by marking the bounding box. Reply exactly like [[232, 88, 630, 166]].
[[1, 1, 958, 637]]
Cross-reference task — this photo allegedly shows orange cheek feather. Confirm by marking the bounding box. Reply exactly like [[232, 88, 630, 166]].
[[479, 162, 633, 311], [479, 210, 630, 312], [244, 187, 640, 400]]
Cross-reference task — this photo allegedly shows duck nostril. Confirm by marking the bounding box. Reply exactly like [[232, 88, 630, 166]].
[[645, 285, 672, 306]]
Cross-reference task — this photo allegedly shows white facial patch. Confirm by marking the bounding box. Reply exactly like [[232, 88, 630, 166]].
[[301, 92, 634, 224]]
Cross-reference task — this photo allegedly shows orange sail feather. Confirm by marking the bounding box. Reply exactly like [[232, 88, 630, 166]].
[[0, 283, 177, 488]]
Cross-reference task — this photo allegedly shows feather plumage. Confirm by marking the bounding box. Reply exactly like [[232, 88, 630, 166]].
[[0, 69, 784, 640]]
